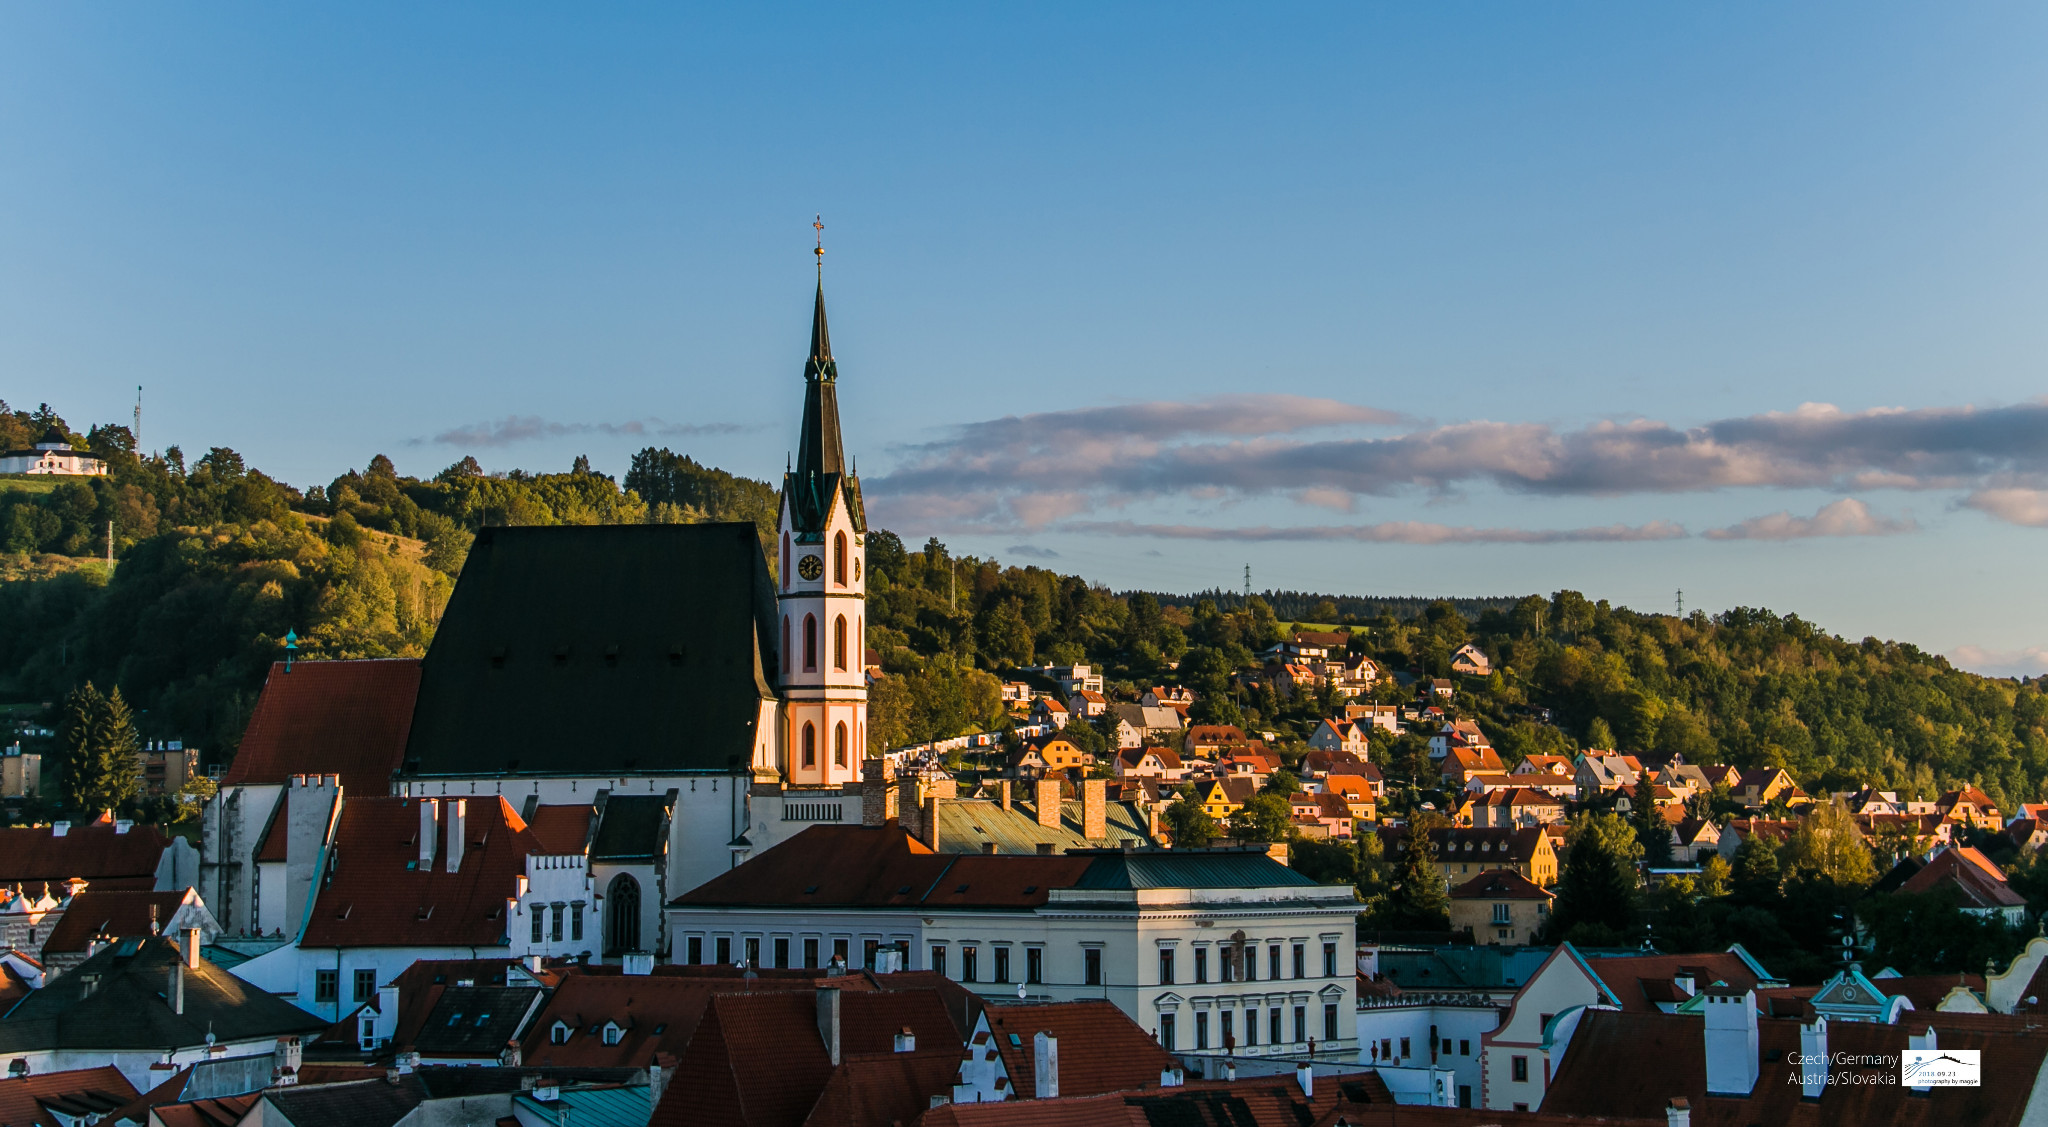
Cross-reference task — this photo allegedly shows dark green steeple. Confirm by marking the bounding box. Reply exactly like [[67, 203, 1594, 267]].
[[784, 277, 863, 540]]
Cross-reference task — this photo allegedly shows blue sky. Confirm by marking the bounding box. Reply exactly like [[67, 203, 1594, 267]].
[[6, 5, 2048, 672]]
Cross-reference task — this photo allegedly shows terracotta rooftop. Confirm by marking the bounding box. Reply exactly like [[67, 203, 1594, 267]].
[[978, 1000, 1177, 1098], [0, 821, 172, 890], [524, 804, 595, 856], [220, 659, 422, 795], [0, 1065, 138, 1127], [1449, 870, 1552, 901], [300, 796, 542, 948], [672, 825, 1094, 910], [39, 888, 199, 955]]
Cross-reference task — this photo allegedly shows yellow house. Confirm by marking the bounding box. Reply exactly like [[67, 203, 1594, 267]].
[[1196, 776, 1258, 820]]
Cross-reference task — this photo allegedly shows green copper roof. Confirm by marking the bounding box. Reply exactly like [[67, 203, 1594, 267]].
[[1072, 849, 1324, 890]]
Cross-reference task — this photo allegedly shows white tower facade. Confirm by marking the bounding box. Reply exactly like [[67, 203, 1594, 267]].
[[774, 273, 868, 786]]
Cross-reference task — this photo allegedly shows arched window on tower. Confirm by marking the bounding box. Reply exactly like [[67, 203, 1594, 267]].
[[834, 532, 847, 586], [834, 615, 847, 670], [802, 722, 816, 767], [782, 533, 791, 591], [834, 722, 848, 767], [804, 615, 818, 672], [605, 873, 641, 956], [781, 616, 790, 675]]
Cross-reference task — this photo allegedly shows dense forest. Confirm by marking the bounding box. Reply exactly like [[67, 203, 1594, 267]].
[[6, 399, 2047, 822]]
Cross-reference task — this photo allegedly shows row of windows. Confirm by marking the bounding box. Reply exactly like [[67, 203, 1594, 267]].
[[683, 934, 904, 971], [526, 900, 587, 944], [781, 531, 859, 589], [314, 967, 380, 1005], [928, 944, 1101, 987], [800, 720, 852, 769], [1158, 1004, 1340, 1052], [1156, 942, 1339, 985], [782, 613, 861, 676]]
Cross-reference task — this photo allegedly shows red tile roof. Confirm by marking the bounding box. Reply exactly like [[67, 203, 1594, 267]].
[[800, 1050, 963, 1127], [524, 805, 594, 855], [1449, 870, 1552, 901], [0, 822, 172, 890], [978, 1001, 1176, 1099], [0, 1066, 139, 1127], [673, 825, 1094, 910], [39, 888, 197, 955], [519, 972, 842, 1068], [653, 988, 962, 1127], [1899, 846, 2026, 908], [300, 796, 539, 948], [1580, 950, 1775, 1012], [222, 659, 422, 795], [152, 1095, 264, 1127]]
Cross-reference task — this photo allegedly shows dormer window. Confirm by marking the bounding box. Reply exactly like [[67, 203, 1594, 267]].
[[551, 1021, 571, 1044], [602, 1022, 624, 1046]]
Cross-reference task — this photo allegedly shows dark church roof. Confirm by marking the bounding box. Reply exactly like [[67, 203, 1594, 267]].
[[403, 523, 780, 778], [784, 280, 864, 541]]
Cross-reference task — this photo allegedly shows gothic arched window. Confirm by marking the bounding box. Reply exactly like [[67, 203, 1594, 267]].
[[834, 722, 848, 767], [803, 722, 816, 767], [834, 532, 847, 586], [804, 615, 818, 671], [781, 616, 790, 675], [782, 533, 791, 591], [834, 615, 847, 670]]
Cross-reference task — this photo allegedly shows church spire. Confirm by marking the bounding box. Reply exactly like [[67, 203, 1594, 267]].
[[792, 217, 848, 508]]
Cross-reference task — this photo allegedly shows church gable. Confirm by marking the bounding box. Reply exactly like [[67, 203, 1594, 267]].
[[404, 522, 781, 779]]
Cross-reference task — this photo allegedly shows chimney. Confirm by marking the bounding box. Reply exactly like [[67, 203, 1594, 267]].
[[183, 927, 202, 969], [419, 799, 439, 868], [922, 796, 941, 852], [1082, 778, 1107, 841], [170, 959, 184, 1015], [999, 780, 1012, 811], [861, 759, 897, 827], [1036, 842, 1054, 855], [445, 799, 468, 874], [1666, 1098, 1690, 1127], [1294, 1063, 1313, 1098], [1703, 987, 1759, 1096], [817, 987, 842, 1066], [273, 1037, 302, 1083], [1799, 1013, 1827, 1098], [648, 1052, 676, 1112], [1033, 1032, 1058, 1098], [1908, 1024, 1937, 1092], [500, 1040, 521, 1067], [982, 842, 998, 854], [894, 1027, 916, 1053], [1036, 779, 1062, 829], [1159, 1068, 1183, 1088]]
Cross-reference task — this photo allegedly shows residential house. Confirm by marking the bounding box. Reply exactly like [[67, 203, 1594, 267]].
[[1427, 721, 1489, 760], [1000, 682, 1035, 706], [1114, 746, 1184, 782], [0, 744, 39, 801], [1449, 645, 1491, 677], [1469, 788, 1565, 829], [1899, 846, 2028, 926], [1330, 656, 1380, 698], [1217, 750, 1281, 784], [1734, 768, 1807, 810], [1573, 754, 1643, 801], [0, 933, 325, 1087], [1011, 737, 1093, 780], [1183, 726, 1250, 758], [1025, 665, 1103, 696], [1381, 826, 1558, 887], [1426, 679, 1454, 699], [1195, 778, 1258, 822], [0, 884, 70, 966], [1514, 754, 1573, 780], [1450, 871, 1551, 945], [1029, 698, 1070, 730], [1286, 794, 1353, 839], [1671, 818, 1722, 863], [1439, 748, 1505, 789], [1938, 786, 2005, 830], [1140, 687, 1195, 709], [1691, 764, 1743, 791], [1478, 943, 1781, 1111], [1460, 774, 1525, 797], [1342, 703, 1401, 735], [665, 827, 1359, 1058], [1306, 721, 1368, 759], [137, 742, 200, 799], [1106, 704, 1184, 751], [1065, 691, 1109, 719], [1715, 818, 1798, 862], [1321, 771, 1382, 811], [1300, 749, 1367, 782], [1269, 664, 1321, 701]]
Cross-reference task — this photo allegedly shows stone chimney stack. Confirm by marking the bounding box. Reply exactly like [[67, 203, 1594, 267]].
[[648, 1052, 676, 1112], [1665, 1098, 1690, 1127], [1703, 986, 1759, 1096], [170, 958, 184, 1015], [1033, 1032, 1059, 1098], [445, 799, 468, 875], [817, 987, 842, 1066], [183, 927, 202, 969], [1295, 1063, 1313, 1097], [922, 796, 941, 852], [1799, 1012, 1828, 1099], [999, 780, 1012, 811], [1082, 778, 1107, 841], [861, 760, 897, 827], [1036, 779, 1062, 830], [419, 799, 440, 869]]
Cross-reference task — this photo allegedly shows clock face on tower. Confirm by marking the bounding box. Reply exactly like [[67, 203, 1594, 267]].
[[797, 554, 824, 581]]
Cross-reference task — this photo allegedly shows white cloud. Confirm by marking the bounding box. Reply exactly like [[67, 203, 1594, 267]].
[[1702, 499, 1916, 541], [1948, 645, 2048, 679], [1058, 519, 1689, 544], [1963, 488, 2048, 528], [416, 415, 749, 447]]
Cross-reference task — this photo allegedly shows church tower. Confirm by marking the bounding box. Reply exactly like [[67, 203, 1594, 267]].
[[774, 244, 867, 786]]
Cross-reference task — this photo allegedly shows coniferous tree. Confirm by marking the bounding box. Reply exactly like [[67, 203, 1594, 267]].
[[1385, 816, 1451, 930], [1632, 772, 1673, 866], [1546, 811, 1642, 944], [77, 686, 143, 815], [1732, 830, 1783, 903], [56, 682, 104, 800]]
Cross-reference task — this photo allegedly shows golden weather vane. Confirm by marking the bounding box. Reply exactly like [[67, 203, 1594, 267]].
[[814, 214, 825, 273]]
